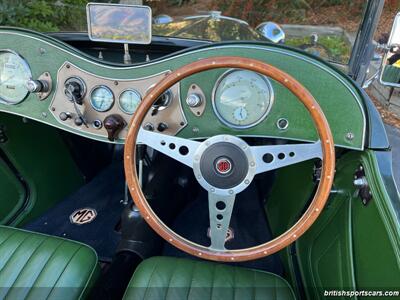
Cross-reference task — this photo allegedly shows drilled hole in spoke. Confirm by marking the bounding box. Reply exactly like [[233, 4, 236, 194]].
[[278, 153, 285, 160], [179, 146, 189, 156], [169, 143, 176, 150], [216, 224, 222, 229], [216, 214, 223, 221], [289, 152, 295, 157], [216, 201, 226, 210], [263, 153, 274, 163], [161, 140, 166, 146]]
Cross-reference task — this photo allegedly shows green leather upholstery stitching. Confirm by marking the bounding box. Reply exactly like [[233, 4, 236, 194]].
[[0, 226, 99, 300], [123, 256, 296, 300]]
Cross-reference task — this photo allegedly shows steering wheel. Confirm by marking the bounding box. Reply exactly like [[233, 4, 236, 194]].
[[124, 56, 335, 262]]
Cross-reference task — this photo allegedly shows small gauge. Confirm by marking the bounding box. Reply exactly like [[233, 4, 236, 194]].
[[90, 86, 114, 112], [233, 106, 248, 122], [119, 89, 141, 114], [0, 50, 32, 104]]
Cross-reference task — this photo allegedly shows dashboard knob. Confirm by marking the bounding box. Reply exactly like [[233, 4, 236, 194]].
[[104, 114, 126, 141], [26, 79, 49, 93], [74, 117, 83, 126], [59, 112, 71, 121], [186, 93, 202, 107], [157, 122, 168, 132]]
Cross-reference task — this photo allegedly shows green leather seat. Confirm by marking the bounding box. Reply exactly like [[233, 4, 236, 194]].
[[123, 256, 296, 300], [0, 226, 99, 300]]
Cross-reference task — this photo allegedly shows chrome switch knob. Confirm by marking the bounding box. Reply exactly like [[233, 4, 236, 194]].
[[186, 93, 202, 107], [26, 79, 49, 93]]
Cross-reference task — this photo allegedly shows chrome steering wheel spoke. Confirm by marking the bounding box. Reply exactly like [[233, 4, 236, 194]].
[[208, 192, 236, 251], [252, 141, 322, 174], [137, 127, 201, 168]]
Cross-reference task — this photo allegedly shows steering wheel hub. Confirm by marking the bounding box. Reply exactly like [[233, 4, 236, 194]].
[[193, 135, 256, 195]]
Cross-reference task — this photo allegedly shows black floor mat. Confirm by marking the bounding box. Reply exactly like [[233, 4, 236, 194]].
[[24, 162, 127, 262], [163, 183, 284, 274]]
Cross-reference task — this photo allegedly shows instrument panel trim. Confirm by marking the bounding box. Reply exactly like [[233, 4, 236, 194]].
[[0, 31, 366, 149]]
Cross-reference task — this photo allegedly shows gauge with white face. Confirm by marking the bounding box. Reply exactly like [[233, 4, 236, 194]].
[[90, 86, 114, 112], [213, 70, 274, 128], [119, 89, 141, 114], [0, 51, 32, 104]]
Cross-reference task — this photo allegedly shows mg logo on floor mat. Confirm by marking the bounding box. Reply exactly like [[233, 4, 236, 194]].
[[70, 208, 97, 225]]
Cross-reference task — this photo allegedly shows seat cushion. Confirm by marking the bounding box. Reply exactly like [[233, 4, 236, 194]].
[[123, 256, 296, 300], [0, 226, 99, 300]]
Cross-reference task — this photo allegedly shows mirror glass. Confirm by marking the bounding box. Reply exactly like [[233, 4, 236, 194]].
[[380, 12, 400, 87], [256, 22, 285, 44], [87, 3, 152, 44]]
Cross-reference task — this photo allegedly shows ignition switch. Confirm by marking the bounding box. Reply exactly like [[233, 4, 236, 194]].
[[64, 77, 86, 104]]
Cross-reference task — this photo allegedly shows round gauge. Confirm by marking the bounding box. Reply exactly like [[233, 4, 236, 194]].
[[90, 86, 114, 112], [213, 70, 274, 129], [0, 51, 32, 104], [119, 89, 141, 114]]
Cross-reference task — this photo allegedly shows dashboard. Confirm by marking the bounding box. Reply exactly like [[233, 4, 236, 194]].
[[0, 28, 367, 150]]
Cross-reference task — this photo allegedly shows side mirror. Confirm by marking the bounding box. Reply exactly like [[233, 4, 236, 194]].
[[380, 12, 400, 87], [256, 22, 285, 44]]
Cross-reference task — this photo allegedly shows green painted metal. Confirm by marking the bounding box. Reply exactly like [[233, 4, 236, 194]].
[[0, 112, 84, 226], [0, 28, 365, 149]]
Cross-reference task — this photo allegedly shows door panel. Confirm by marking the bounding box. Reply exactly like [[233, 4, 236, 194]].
[[0, 156, 26, 224]]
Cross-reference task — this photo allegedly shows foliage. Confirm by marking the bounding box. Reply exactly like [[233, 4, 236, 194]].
[[285, 35, 351, 63], [0, 0, 89, 32]]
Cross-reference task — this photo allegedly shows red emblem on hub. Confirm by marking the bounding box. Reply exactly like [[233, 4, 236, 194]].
[[215, 158, 232, 174]]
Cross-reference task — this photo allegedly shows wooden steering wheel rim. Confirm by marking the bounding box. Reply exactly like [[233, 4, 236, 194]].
[[124, 56, 335, 262]]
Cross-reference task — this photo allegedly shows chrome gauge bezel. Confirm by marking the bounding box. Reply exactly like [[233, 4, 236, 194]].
[[118, 89, 142, 115], [211, 69, 274, 129], [0, 49, 32, 105], [89, 85, 115, 112]]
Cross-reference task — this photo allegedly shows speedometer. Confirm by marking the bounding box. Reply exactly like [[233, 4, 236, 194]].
[[213, 70, 274, 129], [0, 50, 32, 104]]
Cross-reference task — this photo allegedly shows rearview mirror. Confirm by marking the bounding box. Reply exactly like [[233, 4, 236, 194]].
[[86, 3, 152, 44], [256, 22, 285, 44], [380, 12, 400, 87]]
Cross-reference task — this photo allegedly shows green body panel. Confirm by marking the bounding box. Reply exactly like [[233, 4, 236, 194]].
[[0, 157, 25, 224], [0, 112, 84, 226], [123, 256, 296, 300], [266, 151, 400, 299], [0, 28, 365, 149], [0, 226, 99, 299]]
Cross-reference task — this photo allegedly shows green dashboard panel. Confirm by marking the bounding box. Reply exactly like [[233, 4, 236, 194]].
[[0, 28, 366, 149]]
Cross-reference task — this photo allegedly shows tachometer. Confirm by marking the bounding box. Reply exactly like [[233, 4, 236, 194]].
[[213, 69, 274, 128], [119, 89, 141, 114], [0, 50, 32, 104], [90, 86, 114, 112]]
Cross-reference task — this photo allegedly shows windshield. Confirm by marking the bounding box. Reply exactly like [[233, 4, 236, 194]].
[[0, 0, 368, 65]]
